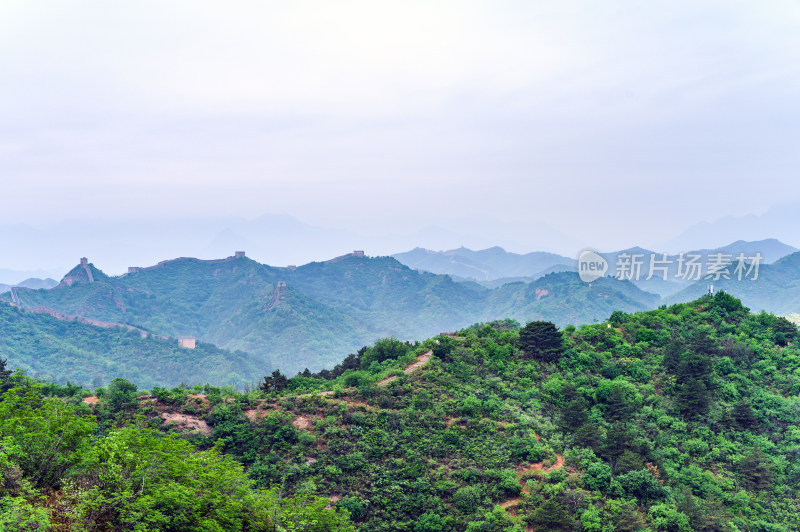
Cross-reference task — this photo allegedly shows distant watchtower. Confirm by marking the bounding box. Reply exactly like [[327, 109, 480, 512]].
[[178, 336, 196, 349], [80, 257, 88, 266], [235, 251, 246, 258], [128, 267, 141, 274], [353, 250, 365, 257]]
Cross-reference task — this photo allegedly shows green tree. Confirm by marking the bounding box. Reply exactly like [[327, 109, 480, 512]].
[[106, 377, 138, 411], [739, 446, 773, 490], [731, 399, 758, 431], [0, 358, 13, 393], [560, 396, 590, 431], [454, 485, 481, 514], [0, 382, 96, 489], [527, 498, 572, 531], [771, 316, 797, 346], [415, 512, 446, 532], [260, 370, 289, 393], [71, 427, 253, 530], [359, 337, 411, 368], [518, 321, 564, 361], [677, 378, 710, 420]]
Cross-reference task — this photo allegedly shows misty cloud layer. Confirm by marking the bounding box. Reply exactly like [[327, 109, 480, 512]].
[[2, 1, 799, 267]]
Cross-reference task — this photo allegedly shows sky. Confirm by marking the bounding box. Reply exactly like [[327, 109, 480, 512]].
[[2, 0, 800, 271]]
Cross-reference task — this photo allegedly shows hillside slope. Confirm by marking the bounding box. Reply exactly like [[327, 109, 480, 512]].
[[0, 301, 264, 388], [17, 292, 800, 530]]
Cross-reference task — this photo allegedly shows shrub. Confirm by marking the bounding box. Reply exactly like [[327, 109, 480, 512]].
[[454, 485, 481, 514]]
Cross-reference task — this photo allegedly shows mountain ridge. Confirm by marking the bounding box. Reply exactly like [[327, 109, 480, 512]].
[[3, 252, 661, 374]]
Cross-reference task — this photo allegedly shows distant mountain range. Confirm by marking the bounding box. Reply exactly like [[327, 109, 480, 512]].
[[2, 251, 661, 376], [665, 251, 800, 314], [3, 238, 799, 380], [0, 277, 58, 293], [394, 239, 798, 297], [665, 203, 800, 251], [392, 247, 576, 282]]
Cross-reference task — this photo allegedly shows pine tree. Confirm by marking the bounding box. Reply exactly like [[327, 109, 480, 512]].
[[0, 358, 12, 393], [731, 399, 758, 431], [527, 499, 572, 531], [260, 370, 289, 393], [739, 446, 773, 490], [678, 378, 710, 420], [560, 396, 590, 431], [518, 321, 564, 361]]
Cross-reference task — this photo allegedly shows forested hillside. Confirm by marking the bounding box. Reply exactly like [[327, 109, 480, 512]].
[[3, 292, 799, 530], [3, 254, 660, 375], [0, 301, 264, 388]]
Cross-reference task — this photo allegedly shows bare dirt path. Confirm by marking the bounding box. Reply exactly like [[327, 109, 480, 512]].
[[299, 350, 434, 397], [376, 350, 432, 387], [499, 445, 565, 510]]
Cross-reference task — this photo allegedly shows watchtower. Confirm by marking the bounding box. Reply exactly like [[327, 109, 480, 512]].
[[235, 251, 246, 258], [178, 336, 196, 349]]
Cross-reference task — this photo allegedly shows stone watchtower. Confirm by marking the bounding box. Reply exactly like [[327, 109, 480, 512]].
[[235, 251, 246, 258], [80, 257, 88, 266], [178, 336, 196, 349]]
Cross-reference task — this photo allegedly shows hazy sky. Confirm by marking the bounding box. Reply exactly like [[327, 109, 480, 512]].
[[2, 1, 799, 256]]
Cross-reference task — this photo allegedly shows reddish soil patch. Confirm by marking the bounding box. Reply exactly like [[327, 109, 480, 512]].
[[325, 494, 341, 510], [292, 415, 314, 431], [161, 412, 211, 435], [243, 409, 262, 421], [82, 396, 99, 404]]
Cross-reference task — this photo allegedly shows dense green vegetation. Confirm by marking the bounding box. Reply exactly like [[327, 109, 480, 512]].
[[4, 255, 659, 375], [0, 302, 264, 388], [0, 374, 354, 530], [4, 292, 799, 530]]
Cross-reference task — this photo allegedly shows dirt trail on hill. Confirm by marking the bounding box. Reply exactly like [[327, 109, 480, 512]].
[[299, 350, 434, 398], [376, 350, 432, 387], [500, 447, 565, 510]]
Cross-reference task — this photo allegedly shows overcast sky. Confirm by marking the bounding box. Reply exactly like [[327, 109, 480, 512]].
[[2, 0, 799, 258]]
